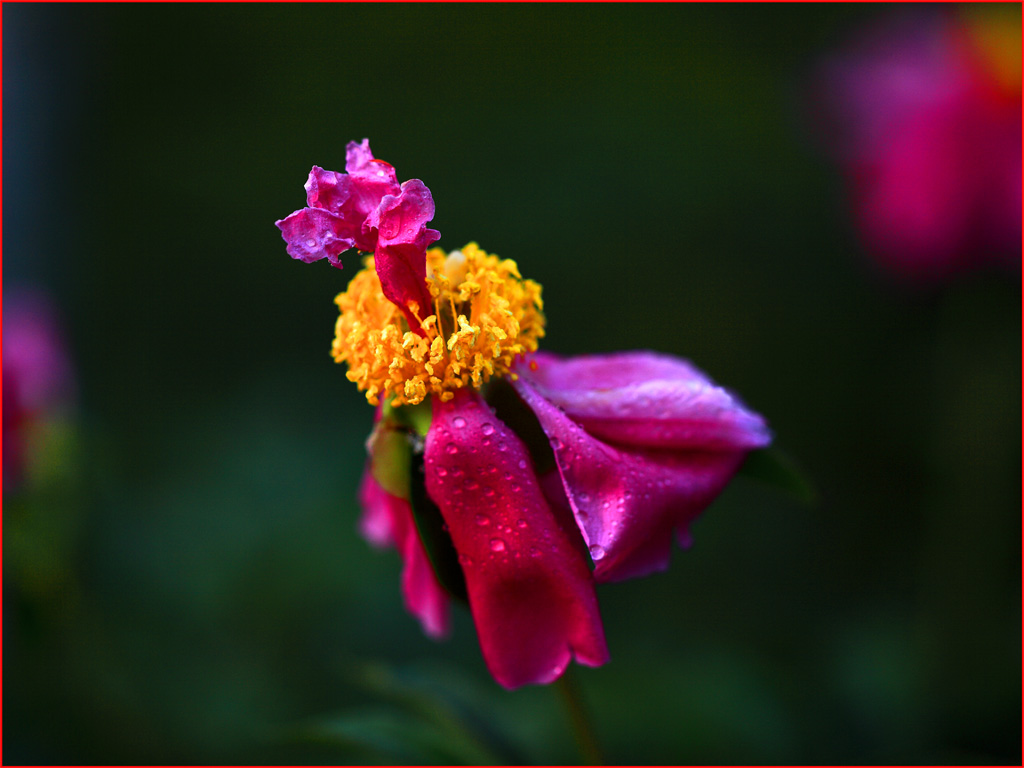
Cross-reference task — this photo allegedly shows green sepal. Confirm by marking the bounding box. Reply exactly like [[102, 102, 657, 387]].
[[384, 397, 432, 439], [738, 446, 817, 505], [367, 419, 413, 500]]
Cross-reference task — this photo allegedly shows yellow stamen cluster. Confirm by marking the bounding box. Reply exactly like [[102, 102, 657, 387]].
[[332, 243, 545, 406]]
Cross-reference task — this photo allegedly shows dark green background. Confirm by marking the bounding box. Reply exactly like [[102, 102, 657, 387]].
[[4, 3, 1020, 764]]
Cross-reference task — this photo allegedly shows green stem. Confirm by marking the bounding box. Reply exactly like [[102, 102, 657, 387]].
[[555, 670, 604, 765]]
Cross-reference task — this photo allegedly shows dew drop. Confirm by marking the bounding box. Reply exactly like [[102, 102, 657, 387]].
[[445, 442, 458, 455], [589, 544, 606, 558], [475, 514, 491, 526], [489, 538, 506, 552], [458, 553, 473, 566], [437, 467, 448, 477], [305, 237, 317, 248], [517, 459, 528, 470], [481, 422, 495, 436], [516, 519, 528, 529], [529, 546, 541, 557], [552, 437, 564, 450], [453, 416, 467, 429]]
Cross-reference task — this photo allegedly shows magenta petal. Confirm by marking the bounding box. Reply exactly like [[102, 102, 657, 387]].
[[424, 390, 608, 689], [275, 207, 353, 267], [304, 165, 350, 213], [514, 377, 753, 583], [516, 351, 771, 451], [358, 465, 450, 638], [366, 180, 441, 323]]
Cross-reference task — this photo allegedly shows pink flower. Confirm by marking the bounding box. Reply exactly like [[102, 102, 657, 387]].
[[815, 10, 1021, 281], [2, 288, 77, 491], [276, 142, 771, 688], [275, 139, 440, 328]]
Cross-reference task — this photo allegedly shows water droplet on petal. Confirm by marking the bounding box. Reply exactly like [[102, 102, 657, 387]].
[[446, 443, 458, 455], [517, 459, 528, 469], [516, 519, 528, 529], [458, 553, 473, 566], [305, 237, 317, 247], [475, 514, 490, 526], [489, 538, 506, 552], [453, 416, 467, 428], [481, 422, 495, 436], [589, 544, 606, 558], [437, 467, 448, 477], [529, 546, 541, 557]]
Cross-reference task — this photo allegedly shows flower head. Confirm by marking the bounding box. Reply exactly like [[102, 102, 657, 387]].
[[276, 140, 771, 688], [815, 8, 1021, 282]]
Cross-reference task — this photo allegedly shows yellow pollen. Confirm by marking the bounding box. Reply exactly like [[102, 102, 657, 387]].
[[332, 243, 545, 406]]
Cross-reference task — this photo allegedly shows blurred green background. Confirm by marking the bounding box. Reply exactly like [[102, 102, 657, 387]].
[[4, 3, 1019, 764]]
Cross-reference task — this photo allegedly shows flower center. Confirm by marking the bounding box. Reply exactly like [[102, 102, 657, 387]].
[[333, 243, 545, 406]]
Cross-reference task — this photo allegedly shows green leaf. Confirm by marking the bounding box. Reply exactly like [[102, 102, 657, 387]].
[[293, 706, 483, 764], [348, 660, 522, 765], [738, 447, 816, 505]]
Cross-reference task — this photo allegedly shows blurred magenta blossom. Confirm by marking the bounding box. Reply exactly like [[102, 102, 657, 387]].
[[277, 140, 771, 688], [3, 288, 77, 491], [816, 9, 1021, 281]]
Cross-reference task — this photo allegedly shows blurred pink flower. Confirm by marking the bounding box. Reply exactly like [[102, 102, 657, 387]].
[[3, 288, 76, 490], [816, 10, 1021, 281]]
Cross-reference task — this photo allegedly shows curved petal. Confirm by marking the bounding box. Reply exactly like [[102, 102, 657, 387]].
[[358, 464, 450, 638], [304, 165, 351, 213], [342, 140, 402, 251], [516, 351, 771, 451], [275, 207, 353, 267], [513, 377, 753, 583], [366, 180, 441, 326], [424, 389, 608, 689]]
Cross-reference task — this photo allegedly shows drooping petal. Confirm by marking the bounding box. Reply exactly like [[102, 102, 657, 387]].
[[516, 351, 771, 451], [366, 179, 441, 326], [275, 207, 353, 267], [424, 389, 608, 689], [513, 376, 757, 583], [358, 464, 450, 638]]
